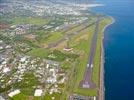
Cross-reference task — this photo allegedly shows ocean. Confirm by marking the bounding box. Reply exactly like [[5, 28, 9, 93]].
[[92, 0, 134, 100]]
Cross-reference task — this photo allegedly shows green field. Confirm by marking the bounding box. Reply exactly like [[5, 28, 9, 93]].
[[11, 93, 62, 100], [40, 32, 64, 44], [27, 48, 50, 58], [28, 48, 78, 62], [11, 17, 49, 25]]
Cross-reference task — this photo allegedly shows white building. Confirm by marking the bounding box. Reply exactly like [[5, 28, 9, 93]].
[[3, 67, 10, 73], [8, 89, 20, 97], [34, 89, 43, 96], [0, 96, 5, 100]]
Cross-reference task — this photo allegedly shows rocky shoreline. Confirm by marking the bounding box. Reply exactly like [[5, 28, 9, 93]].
[[99, 17, 115, 100]]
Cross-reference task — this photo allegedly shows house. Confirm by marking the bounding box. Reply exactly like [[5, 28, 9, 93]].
[[0, 40, 3, 44], [34, 89, 43, 96], [0, 96, 5, 100], [46, 64, 49, 69], [8, 89, 20, 97], [0, 46, 4, 50], [3, 67, 10, 73]]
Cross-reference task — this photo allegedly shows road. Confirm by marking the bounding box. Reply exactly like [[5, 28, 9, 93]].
[[80, 17, 101, 88], [99, 42, 105, 100]]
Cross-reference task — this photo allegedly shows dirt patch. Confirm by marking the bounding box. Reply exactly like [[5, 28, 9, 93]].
[[0, 23, 10, 29], [24, 34, 37, 40]]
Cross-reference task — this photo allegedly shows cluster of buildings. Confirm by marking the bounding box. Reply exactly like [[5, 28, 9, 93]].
[[0, 39, 67, 99], [0, 40, 12, 53], [13, 24, 32, 35], [0, 24, 68, 100], [0, 24, 32, 39], [0, 0, 91, 17], [10, 24, 32, 36], [16, 42, 32, 53], [22, 1, 81, 16]]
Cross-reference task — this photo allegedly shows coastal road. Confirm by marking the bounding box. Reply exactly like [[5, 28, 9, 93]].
[[99, 43, 105, 100], [80, 17, 101, 88]]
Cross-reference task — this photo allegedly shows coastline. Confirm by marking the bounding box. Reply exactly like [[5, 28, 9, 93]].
[[102, 16, 115, 33], [99, 17, 115, 100]]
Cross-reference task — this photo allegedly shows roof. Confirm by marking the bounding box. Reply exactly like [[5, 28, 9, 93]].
[[0, 96, 5, 100], [34, 89, 43, 96], [3, 67, 10, 73], [8, 90, 20, 97]]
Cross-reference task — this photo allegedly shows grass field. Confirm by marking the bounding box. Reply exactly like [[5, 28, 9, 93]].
[[11, 17, 49, 25], [27, 48, 50, 58], [28, 48, 78, 62], [42, 32, 63, 44], [11, 93, 62, 100]]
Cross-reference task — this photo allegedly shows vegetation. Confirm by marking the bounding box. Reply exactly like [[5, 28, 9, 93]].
[[45, 32, 63, 43], [28, 49, 78, 62], [38, 32, 63, 44], [10, 17, 49, 25], [27, 48, 50, 58], [13, 73, 39, 95], [11, 92, 62, 100]]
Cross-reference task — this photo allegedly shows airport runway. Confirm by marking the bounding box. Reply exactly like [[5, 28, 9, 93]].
[[80, 17, 100, 88]]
